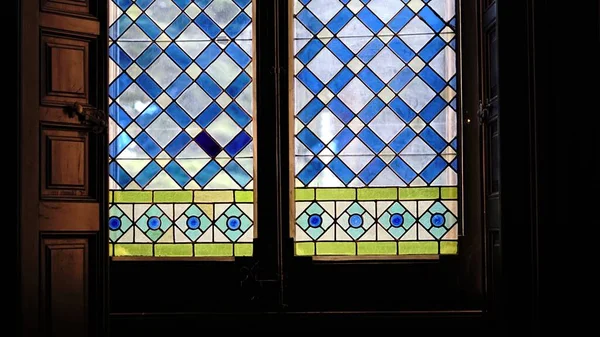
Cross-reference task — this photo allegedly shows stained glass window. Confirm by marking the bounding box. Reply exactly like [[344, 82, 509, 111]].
[[291, 0, 459, 256], [108, 0, 254, 257]]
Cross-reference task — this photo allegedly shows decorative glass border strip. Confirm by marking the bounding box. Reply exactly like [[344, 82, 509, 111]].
[[293, 187, 458, 256], [109, 190, 253, 257]]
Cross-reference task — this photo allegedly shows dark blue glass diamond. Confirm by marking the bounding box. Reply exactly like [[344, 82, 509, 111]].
[[194, 131, 222, 158], [328, 127, 354, 154], [358, 38, 384, 63], [388, 37, 416, 62], [297, 128, 325, 154], [297, 68, 324, 94], [418, 6, 444, 32], [136, 73, 162, 99]]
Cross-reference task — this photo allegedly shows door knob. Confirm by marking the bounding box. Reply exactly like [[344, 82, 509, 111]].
[[67, 102, 107, 134]]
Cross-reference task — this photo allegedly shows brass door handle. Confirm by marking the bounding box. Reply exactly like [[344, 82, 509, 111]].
[[67, 102, 107, 134]]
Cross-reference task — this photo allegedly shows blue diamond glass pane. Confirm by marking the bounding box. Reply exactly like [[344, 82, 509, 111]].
[[196, 102, 222, 128], [225, 13, 251, 38], [297, 39, 325, 65], [136, 15, 162, 39], [108, 0, 255, 257], [292, 0, 458, 255], [136, 103, 162, 128]]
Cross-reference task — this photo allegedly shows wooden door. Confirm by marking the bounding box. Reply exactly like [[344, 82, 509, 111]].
[[280, 0, 485, 317], [20, 1, 108, 336], [479, 0, 501, 321]]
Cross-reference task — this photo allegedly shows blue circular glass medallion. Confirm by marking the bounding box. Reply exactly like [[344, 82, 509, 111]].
[[349, 214, 363, 228], [389, 213, 404, 227], [308, 214, 322, 228], [147, 216, 161, 230], [187, 216, 200, 229], [227, 217, 241, 230], [108, 217, 121, 230], [431, 213, 445, 227]]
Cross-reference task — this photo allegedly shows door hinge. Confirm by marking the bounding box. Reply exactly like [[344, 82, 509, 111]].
[[477, 99, 490, 125]]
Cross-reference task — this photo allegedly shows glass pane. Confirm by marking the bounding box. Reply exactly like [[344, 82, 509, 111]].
[[108, 0, 254, 258], [292, 0, 458, 256]]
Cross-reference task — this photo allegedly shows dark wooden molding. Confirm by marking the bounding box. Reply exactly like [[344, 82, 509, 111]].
[[41, 0, 94, 18], [40, 11, 100, 35], [109, 310, 485, 334]]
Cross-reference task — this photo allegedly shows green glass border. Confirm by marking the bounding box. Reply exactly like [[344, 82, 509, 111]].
[[293, 241, 459, 257]]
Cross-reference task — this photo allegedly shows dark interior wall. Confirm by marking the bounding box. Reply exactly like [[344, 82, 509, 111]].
[[530, 0, 598, 333]]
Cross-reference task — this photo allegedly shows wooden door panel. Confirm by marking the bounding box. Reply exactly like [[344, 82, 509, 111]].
[[40, 30, 98, 107], [21, 0, 107, 336], [41, 126, 91, 198], [41, 237, 90, 337]]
